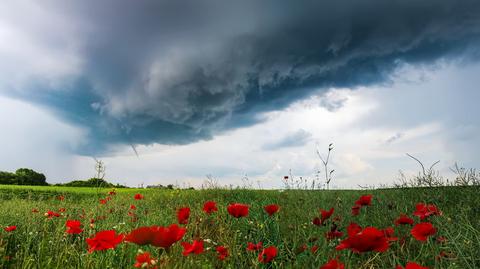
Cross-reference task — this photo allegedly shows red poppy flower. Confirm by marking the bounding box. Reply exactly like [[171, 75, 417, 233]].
[[355, 194, 372, 206], [320, 258, 345, 269], [58, 208, 66, 212], [246, 242, 263, 251], [413, 203, 441, 220], [134, 194, 144, 200], [382, 227, 398, 242], [336, 226, 389, 253], [320, 207, 334, 224], [396, 262, 429, 269], [108, 190, 116, 196], [56, 195, 65, 201], [264, 204, 280, 216], [130, 205, 136, 210], [177, 207, 190, 225], [395, 214, 414, 225], [151, 224, 186, 248], [4, 226, 16, 232], [411, 222, 436, 241], [347, 223, 362, 237], [311, 245, 319, 254], [326, 230, 344, 240], [216, 246, 228, 260], [202, 201, 218, 214], [125, 226, 154, 245], [45, 210, 60, 218], [312, 217, 322, 226], [351, 205, 361, 216], [134, 252, 157, 268], [227, 203, 249, 218], [181, 240, 204, 256], [99, 199, 107, 205], [31, 208, 39, 213], [66, 220, 83, 234], [258, 246, 278, 263], [85, 230, 124, 253]]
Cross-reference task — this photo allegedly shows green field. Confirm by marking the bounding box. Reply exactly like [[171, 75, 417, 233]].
[[0, 185, 479, 268]]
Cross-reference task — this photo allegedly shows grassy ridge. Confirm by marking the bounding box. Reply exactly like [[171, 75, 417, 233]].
[[0, 185, 479, 268]]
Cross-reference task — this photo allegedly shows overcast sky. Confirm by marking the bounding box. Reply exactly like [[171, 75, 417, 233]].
[[1, 0, 479, 188]]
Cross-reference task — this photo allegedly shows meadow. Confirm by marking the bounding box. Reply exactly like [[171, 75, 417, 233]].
[[0, 185, 479, 268]]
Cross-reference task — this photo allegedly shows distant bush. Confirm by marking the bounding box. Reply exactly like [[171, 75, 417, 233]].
[[0, 168, 48, 186], [58, 178, 126, 188]]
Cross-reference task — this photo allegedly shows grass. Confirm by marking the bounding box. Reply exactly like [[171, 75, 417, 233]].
[[0, 185, 479, 268]]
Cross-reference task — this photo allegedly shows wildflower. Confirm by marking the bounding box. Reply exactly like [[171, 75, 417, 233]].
[[312, 217, 322, 226], [411, 222, 436, 241], [130, 205, 136, 210], [56, 195, 65, 201], [125, 224, 186, 249], [227, 203, 249, 218], [203, 201, 218, 214], [264, 204, 280, 216], [108, 190, 116, 196], [395, 214, 414, 225], [4, 226, 16, 232], [351, 205, 361, 216], [177, 207, 190, 225], [396, 262, 429, 269], [65, 220, 83, 234], [310, 245, 319, 253], [413, 203, 441, 220], [134, 252, 157, 268], [336, 226, 389, 253], [31, 208, 39, 213], [326, 230, 344, 240], [134, 194, 144, 200], [45, 210, 60, 218], [320, 207, 334, 224], [99, 199, 107, 205], [382, 227, 398, 241], [181, 240, 204, 256], [246, 242, 263, 251], [355, 195, 372, 206], [320, 258, 345, 269], [216, 246, 228, 260], [258, 246, 278, 263], [86, 230, 123, 253]]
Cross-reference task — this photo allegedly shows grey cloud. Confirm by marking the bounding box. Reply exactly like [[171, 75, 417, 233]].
[[263, 129, 313, 150], [2, 0, 480, 154]]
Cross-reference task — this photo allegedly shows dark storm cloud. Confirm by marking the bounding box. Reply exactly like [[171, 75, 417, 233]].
[[7, 0, 480, 154]]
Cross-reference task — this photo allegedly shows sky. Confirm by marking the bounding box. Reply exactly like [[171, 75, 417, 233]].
[[0, 0, 479, 188]]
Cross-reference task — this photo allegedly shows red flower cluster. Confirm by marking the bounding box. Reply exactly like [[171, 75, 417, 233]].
[[134, 252, 157, 268], [246, 242, 263, 251], [336, 224, 389, 253], [203, 201, 218, 214], [411, 222, 436, 241], [395, 214, 414, 225], [320, 258, 345, 269], [177, 207, 190, 224], [413, 203, 441, 220], [65, 220, 83, 234], [124, 224, 186, 248], [4, 226, 16, 232], [216, 246, 228, 260], [45, 210, 60, 218], [181, 240, 204, 256], [396, 262, 429, 269], [134, 193, 144, 200], [258, 246, 278, 263], [227, 203, 249, 218], [264, 204, 280, 216], [86, 230, 124, 253]]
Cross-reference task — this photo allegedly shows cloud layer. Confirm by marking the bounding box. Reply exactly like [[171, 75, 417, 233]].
[[1, 0, 480, 154]]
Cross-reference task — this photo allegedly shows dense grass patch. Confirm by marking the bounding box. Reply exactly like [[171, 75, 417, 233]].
[[0, 185, 478, 268]]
